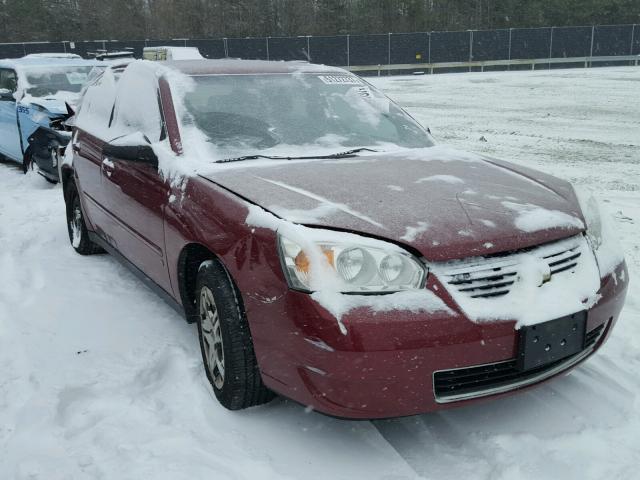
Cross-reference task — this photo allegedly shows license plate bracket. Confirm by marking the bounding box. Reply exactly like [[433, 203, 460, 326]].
[[517, 312, 587, 371]]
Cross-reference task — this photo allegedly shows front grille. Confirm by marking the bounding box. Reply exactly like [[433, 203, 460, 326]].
[[434, 323, 607, 403], [437, 236, 583, 299], [585, 323, 605, 348]]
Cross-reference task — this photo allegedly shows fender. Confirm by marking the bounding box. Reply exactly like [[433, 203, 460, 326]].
[[25, 126, 72, 182]]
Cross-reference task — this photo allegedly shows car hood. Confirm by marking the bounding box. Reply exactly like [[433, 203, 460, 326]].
[[199, 146, 585, 262], [20, 93, 78, 116]]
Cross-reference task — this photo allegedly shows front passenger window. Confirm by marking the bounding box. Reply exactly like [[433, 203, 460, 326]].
[[75, 70, 117, 140], [111, 67, 163, 142]]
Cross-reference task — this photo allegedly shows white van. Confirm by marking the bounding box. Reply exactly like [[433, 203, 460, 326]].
[[143, 46, 204, 61]]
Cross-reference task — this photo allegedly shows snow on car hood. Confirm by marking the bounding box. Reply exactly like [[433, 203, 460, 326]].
[[199, 146, 585, 261], [20, 92, 78, 116]]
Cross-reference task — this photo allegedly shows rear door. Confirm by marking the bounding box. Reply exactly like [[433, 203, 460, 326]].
[[0, 68, 23, 161], [99, 64, 172, 293], [72, 72, 116, 236]]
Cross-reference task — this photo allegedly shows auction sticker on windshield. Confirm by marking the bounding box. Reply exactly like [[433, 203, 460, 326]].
[[318, 75, 364, 85]]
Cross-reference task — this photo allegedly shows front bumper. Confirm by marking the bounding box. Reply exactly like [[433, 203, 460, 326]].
[[432, 319, 606, 404], [254, 262, 628, 419]]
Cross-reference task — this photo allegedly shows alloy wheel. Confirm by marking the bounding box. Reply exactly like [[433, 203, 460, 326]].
[[199, 286, 225, 389], [70, 199, 83, 248]]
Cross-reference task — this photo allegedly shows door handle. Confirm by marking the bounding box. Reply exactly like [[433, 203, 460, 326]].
[[72, 143, 81, 153], [101, 158, 115, 177]]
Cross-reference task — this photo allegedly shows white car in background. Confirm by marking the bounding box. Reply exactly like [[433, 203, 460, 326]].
[[0, 56, 103, 181]]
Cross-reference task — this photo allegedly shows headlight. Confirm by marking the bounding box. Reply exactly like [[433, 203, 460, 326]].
[[574, 185, 626, 278], [574, 187, 603, 250], [278, 234, 427, 293]]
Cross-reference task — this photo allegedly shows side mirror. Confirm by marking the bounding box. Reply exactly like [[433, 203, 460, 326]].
[[0, 88, 14, 101], [103, 139, 158, 168]]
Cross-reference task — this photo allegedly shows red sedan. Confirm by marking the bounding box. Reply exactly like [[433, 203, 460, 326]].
[[61, 59, 628, 419]]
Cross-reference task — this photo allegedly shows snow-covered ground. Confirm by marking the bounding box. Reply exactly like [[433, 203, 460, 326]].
[[1, 66, 638, 480]]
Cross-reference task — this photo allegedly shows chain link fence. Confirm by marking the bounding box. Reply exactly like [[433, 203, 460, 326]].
[[1, 24, 638, 70]]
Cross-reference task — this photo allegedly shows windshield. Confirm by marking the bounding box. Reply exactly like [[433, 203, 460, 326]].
[[24, 66, 96, 97], [183, 73, 434, 160]]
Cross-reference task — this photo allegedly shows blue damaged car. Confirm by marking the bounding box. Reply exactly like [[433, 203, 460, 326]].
[[0, 56, 103, 182]]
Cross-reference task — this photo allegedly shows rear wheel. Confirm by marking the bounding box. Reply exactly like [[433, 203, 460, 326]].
[[65, 182, 103, 255], [196, 259, 274, 410]]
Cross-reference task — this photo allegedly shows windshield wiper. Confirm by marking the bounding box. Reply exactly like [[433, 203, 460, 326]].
[[214, 147, 378, 164]]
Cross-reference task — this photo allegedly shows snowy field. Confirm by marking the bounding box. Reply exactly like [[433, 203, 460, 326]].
[[1, 66, 639, 480]]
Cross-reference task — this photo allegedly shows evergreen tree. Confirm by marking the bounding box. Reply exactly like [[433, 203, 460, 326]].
[[0, 0, 638, 42]]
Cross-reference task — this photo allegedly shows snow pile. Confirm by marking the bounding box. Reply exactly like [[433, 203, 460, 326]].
[[266, 203, 340, 224], [343, 85, 389, 127], [109, 64, 164, 142], [574, 187, 626, 278], [593, 199, 626, 277], [311, 289, 451, 329], [20, 91, 80, 110], [74, 67, 118, 139], [415, 174, 465, 184], [397, 144, 483, 163], [400, 221, 429, 242], [502, 201, 585, 232]]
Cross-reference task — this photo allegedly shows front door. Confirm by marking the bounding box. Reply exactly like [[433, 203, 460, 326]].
[[98, 64, 172, 293], [0, 69, 23, 161], [100, 150, 171, 293]]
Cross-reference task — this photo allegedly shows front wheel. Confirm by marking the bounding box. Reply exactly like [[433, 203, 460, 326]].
[[196, 259, 274, 410], [65, 182, 103, 255]]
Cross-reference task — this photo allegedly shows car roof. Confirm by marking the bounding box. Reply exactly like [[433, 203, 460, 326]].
[[0, 56, 102, 69], [24, 53, 83, 59], [157, 59, 347, 76]]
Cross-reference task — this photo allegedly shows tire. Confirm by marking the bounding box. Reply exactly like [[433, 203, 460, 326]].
[[196, 259, 274, 410], [65, 181, 103, 255]]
